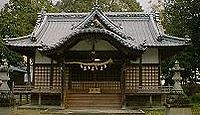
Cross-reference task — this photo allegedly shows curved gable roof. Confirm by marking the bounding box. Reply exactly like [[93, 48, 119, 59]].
[[4, 8, 190, 53]]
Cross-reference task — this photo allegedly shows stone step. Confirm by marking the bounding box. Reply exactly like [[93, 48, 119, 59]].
[[65, 94, 122, 109], [67, 109, 145, 115], [41, 109, 145, 115]]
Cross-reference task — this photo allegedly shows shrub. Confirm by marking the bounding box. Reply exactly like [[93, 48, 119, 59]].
[[191, 93, 200, 104]]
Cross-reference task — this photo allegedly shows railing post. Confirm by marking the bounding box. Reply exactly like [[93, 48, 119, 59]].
[[150, 94, 152, 107], [26, 94, 29, 104], [12, 81, 14, 92], [38, 93, 41, 106]]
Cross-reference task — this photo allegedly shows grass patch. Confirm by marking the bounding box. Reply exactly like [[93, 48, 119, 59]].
[[11, 109, 41, 115], [192, 104, 200, 115]]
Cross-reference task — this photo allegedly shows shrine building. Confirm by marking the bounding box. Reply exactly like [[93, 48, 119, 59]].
[[4, 6, 189, 109]]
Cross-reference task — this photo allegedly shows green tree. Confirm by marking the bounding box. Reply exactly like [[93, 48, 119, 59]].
[[162, 0, 200, 84], [59, 0, 142, 12], [0, 0, 58, 66]]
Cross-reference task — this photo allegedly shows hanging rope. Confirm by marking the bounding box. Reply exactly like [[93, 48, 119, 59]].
[[65, 58, 113, 71]]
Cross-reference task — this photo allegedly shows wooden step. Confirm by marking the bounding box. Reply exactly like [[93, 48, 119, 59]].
[[65, 94, 122, 109]]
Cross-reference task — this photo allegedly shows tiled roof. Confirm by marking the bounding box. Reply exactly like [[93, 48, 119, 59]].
[[4, 8, 190, 52], [4, 35, 42, 47]]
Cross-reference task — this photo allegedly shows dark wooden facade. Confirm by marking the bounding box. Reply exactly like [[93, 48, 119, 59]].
[[5, 6, 189, 109]]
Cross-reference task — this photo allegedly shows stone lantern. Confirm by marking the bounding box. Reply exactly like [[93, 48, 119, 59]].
[[171, 60, 184, 94], [0, 58, 15, 107], [0, 58, 10, 93], [166, 60, 192, 115]]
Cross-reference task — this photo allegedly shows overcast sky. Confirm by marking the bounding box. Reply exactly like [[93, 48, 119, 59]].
[[0, 0, 9, 10]]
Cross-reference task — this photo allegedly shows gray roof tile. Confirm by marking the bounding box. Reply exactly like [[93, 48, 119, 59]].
[[4, 9, 189, 51]]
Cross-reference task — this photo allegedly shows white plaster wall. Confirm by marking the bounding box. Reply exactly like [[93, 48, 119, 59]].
[[142, 48, 159, 64], [69, 40, 92, 51], [95, 40, 117, 51], [130, 58, 140, 64], [35, 51, 52, 63], [69, 39, 117, 51]]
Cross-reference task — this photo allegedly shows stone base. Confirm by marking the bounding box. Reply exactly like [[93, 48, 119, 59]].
[[166, 107, 192, 115], [0, 93, 15, 107]]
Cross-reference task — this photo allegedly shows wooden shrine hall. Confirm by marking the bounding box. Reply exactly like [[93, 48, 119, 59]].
[[4, 5, 189, 109]]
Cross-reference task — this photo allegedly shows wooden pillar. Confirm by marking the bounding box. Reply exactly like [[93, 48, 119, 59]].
[[64, 64, 70, 109], [60, 62, 65, 107], [121, 60, 126, 109], [65, 66, 69, 91], [38, 93, 41, 106], [158, 49, 162, 86], [68, 65, 72, 90], [50, 58, 54, 86], [139, 55, 142, 86], [27, 56, 31, 85], [32, 53, 36, 86]]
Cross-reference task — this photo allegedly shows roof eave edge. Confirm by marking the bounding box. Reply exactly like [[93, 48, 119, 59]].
[[32, 15, 48, 38], [3, 35, 32, 41], [162, 34, 191, 42]]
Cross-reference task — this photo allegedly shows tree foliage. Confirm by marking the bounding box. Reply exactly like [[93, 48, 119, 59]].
[[59, 0, 142, 12], [0, 0, 58, 66], [162, 0, 200, 84]]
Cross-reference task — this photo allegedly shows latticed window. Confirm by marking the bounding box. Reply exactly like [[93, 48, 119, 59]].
[[34, 64, 69, 90], [142, 65, 159, 86], [125, 65, 140, 90], [34, 64, 51, 88], [52, 65, 62, 88]]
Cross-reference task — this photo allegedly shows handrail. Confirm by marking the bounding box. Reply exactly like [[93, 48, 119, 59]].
[[13, 85, 62, 93], [13, 85, 175, 94], [126, 85, 174, 93]]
